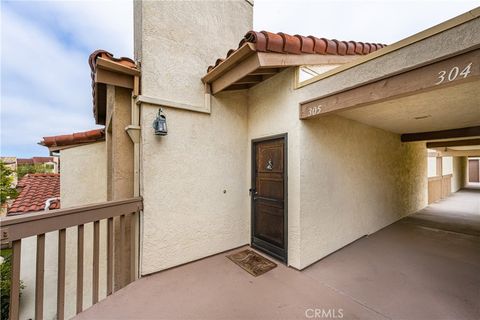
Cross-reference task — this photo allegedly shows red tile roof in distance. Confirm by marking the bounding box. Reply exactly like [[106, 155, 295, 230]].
[[8, 173, 60, 214], [17, 157, 55, 165], [207, 30, 387, 72], [88, 50, 137, 121], [41, 129, 105, 147]]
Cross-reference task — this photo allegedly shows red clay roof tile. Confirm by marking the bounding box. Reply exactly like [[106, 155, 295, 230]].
[[8, 173, 60, 214], [207, 30, 387, 72], [17, 157, 55, 165], [296, 35, 314, 54], [41, 129, 105, 148]]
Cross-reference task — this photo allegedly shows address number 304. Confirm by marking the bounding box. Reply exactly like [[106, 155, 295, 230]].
[[435, 62, 472, 85]]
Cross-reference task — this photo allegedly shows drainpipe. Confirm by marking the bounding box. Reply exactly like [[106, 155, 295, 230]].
[[45, 197, 60, 211]]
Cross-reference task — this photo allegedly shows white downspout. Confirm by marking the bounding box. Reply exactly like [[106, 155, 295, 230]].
[[44, 197, 60, 211]]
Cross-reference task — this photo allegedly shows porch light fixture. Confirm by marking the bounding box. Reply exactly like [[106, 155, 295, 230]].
[[153, 108, 168, 135]]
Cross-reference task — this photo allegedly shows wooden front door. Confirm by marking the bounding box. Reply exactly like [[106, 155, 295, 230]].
[[251, 135, 287, 262], [469, 159, 480, 182]]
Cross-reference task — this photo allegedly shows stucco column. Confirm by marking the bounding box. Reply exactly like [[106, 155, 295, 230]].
[[106, 85, 135, 289]]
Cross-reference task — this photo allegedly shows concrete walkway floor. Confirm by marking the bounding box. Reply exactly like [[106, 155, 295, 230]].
[[76, 189, 480, 320]]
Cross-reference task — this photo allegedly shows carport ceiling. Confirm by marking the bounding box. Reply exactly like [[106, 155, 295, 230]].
[[337, 80, 480, 134], [449, 145, 480, 150]]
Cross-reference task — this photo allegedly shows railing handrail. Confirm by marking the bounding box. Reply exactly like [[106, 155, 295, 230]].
[[1, 197, 142, 242], [428, 174, 453, 181]]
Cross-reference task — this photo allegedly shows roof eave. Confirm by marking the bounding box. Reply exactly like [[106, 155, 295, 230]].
[[202, 43, 257, 84], [92, 58, 139, 125], [204, 49, 361, 95], [96, 57, 141, 76]]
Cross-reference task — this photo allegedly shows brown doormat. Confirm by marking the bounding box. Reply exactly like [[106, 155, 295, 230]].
[[227, 249, 277, 277]]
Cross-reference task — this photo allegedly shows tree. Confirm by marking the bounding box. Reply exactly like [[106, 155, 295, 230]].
[[0, 161, 17, 205], [0, 251, 25, 319], [17, 163, 48, 179]]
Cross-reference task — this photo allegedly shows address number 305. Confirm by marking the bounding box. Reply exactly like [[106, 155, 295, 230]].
[[435, 62, 473, 85]]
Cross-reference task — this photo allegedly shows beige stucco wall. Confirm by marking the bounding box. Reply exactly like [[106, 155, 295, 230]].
[[452, 156, 467, 192], [140, 93, 249, 273], [19, 142, 108, 320], [299, 117, 427, 268], [136, 0, 253, 274], [60, 141, 108, 207], [247, 69, 428, 269]]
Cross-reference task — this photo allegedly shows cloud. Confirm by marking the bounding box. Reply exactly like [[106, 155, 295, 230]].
[[1, 0, 133, 157], [2, 96, 93, 145]]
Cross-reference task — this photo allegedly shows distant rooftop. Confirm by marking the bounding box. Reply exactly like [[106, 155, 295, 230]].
[[8, 173, 60, 215], [17, 157, 56, 165]]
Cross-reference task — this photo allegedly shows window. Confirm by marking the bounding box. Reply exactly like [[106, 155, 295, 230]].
[[297, 64, 342, 86], [442, 157, 453, 175], [427, 157, 437, 177]]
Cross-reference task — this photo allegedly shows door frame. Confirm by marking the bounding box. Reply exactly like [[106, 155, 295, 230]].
[[250, 133, 288, 264]]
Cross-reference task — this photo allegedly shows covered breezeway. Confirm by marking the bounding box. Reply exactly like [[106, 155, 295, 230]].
[[299, 16, 480, 240], [298, 8, 479, 209]]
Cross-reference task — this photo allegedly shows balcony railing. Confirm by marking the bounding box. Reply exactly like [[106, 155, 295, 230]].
[[1, 197, 143, 320], [428, 174, 452, 204]]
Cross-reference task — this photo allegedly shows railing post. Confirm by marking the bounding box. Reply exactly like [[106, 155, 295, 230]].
[[76, 224, 84, 314], [9, 239, 21, 320], [120, 214, 126, 288], [35, 234, 45, 320], [107, 217, 114, 295], [92, 220, 100, 304], [57, 229, 66, 320], [130, 211, 137, 283]]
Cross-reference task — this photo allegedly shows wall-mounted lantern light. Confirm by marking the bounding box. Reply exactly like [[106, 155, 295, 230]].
[[153, 108, 168, 136]]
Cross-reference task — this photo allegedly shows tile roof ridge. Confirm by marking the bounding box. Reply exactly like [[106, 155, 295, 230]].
[[207, 30, 387, 72]]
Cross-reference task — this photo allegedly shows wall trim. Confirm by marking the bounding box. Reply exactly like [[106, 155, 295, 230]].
[[136, 94, 211, 114]]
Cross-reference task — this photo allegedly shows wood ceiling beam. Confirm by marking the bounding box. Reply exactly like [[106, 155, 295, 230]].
[[300, 49, 480, 119], [95, 69, 134, 89], [426, 138, 480, 148], [258, 52, 357, 68], [224, 84, 252, 91], [249, 68, 279, 75], [401, 126, 480, 142], [235, 75, 263, 84]]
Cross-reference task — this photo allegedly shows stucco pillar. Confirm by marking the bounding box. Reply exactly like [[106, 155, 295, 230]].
[[105, 85, 134, 289]]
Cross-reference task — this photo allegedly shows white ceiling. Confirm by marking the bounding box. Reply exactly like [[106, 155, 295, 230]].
[[337, 80, 480, 134]]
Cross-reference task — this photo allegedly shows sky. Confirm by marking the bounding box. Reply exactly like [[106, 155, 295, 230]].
[[1, 0, 479, 158]]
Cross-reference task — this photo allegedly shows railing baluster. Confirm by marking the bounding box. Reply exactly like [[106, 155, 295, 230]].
[[130, 212, 137, 283], [35, 234, 45, 320], [120, 214, 126, 288], [57, 229, 66, 320], [76, 224, 84, 314], [9, 239, 21, 320], [92, 220, 100, 304], [107, 217, 114, 295]]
